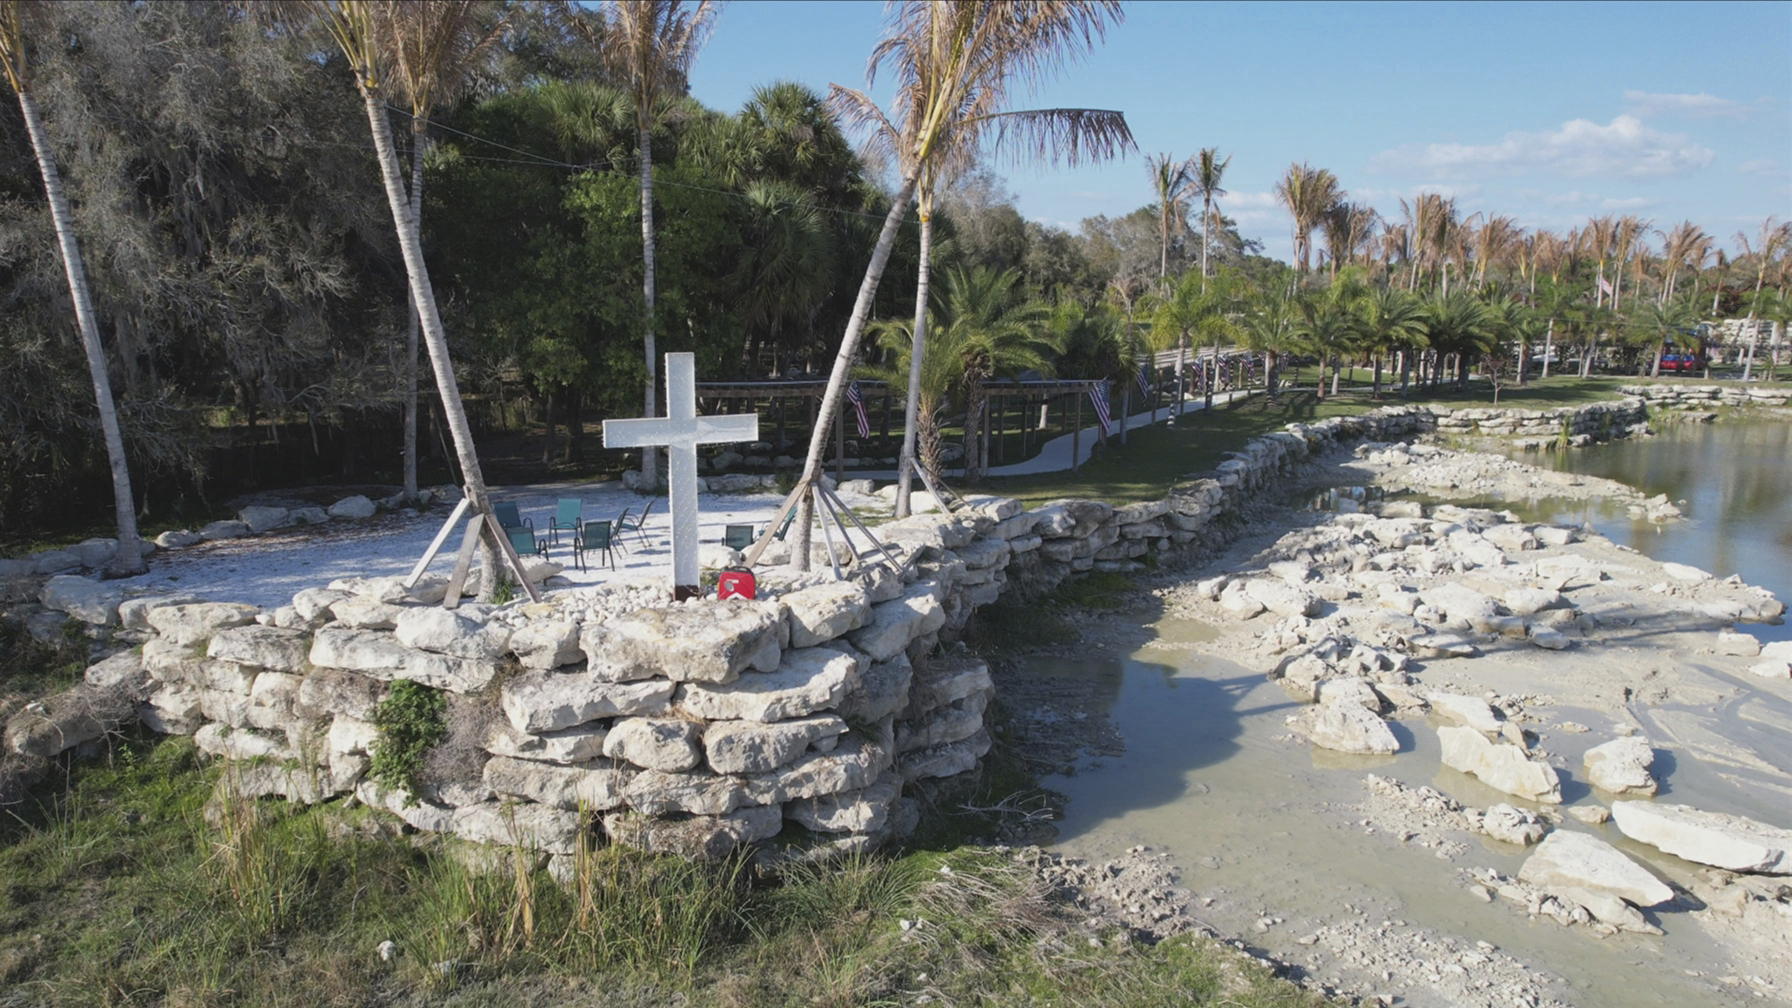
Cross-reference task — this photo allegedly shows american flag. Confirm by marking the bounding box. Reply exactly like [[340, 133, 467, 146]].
[[1135, 362, 1152, 397], [845, 381, 870, 438], [1196, 360, 1207, 392], [1088, 381, 1112, 435]]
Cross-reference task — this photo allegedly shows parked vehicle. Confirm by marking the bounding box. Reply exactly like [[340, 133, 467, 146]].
[[1659, 352, 1704, 373]]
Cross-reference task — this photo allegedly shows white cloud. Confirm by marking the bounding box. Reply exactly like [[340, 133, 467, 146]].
[[1739, 159, 1786, 176], [1371, 115, 1714, 180], [1225, 191, 1281, 209], [1622, 90, 1747, 119], [1599, 196, 1659, 210]]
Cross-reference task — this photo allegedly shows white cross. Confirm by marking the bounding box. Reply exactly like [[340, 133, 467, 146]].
[[603, 353, 759, 597]]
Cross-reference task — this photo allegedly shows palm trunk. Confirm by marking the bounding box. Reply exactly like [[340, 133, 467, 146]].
[[360, 89, 494, 575], [1199, 195, 1211, 286], [1541, 318, 1554, 379], [792, 171, 920, 571], [638, 124, 659, 490], [404, 117, 426, 499], [895, 208, 933, 518], [1206, 339, 1218, 408], [17, 87, 144, 576], [964, 382, 987, 482], [1173, 331, 1186, 417]]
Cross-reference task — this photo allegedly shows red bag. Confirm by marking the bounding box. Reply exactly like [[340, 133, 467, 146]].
[[716, 566, 757, 601]]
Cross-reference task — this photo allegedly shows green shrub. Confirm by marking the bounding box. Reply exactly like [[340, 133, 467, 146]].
[[369, 679, 447, 802]]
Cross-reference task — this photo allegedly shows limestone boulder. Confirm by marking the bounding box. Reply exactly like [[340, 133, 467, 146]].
[[5, 683, 134, 757], [1518, 830, 1673, 907], [1417, 583, 1499, 623], [1660, 561, 1711, 582], [329, 596, 404, 629], [1582, 736, 1657, 796], [1750, 659, 1792, 679], [1715, 630, 1760, 657], [1438, 725, 1561, 803], [1529, 626, 1572, 651], [846, 580, 946, 662], [603, 717, 703, 772], [899, 728, 990, 780], [310, 626, 498, 693], [1610, 802, 1792, 875], [205, 625, 312, 672], [679, 646, 860, 723], [237, 505, 291, 533], [587, 599, 783, 684], [1481, 524, 1537, 552], [500, 670, 675, 733], [624, 768, 756, 816], [753, 733, 890, 801], [451, 801, 579, 855], [295, 668, 386, 721], [154, 529, 202, 549], [146, 602, 259, 646], [1504, 587, 1566, 616], [140, 681, 203, 734], [84, 650, 147, 693], [394, 607, 510, 659], [1427, 692, 1503, 735], [40, 575, 123, 625], [291, 587, 353, 623], [194, 723, 290, 761], [839, 653, 912, 723], [1546, 885, 1658, 934], [1317, 678, 1381, 711], [603, 804, 782, 861], [509, 620, 582, 669], [483, 722, 609, 765], [785, 774, 901, 834], [704, 716, 848, 774], [910, 656, 991, 716], [897, 693, 989, 753], [482, 755, 632, 811], [1218, 582, 1266, 618], [117, 593, 205, 631], [1481, 803, 1546, 845], [783, 582, 872, 649], [326, 715, 378, 756], [1307, 699, 1399, 755], [1242, 578, 1321, 618], [326, 495, 377, 520], [200, 519, 251, 541]]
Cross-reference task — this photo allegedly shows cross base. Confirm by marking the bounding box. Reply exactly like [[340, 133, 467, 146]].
[[674, 583, 701, 602]]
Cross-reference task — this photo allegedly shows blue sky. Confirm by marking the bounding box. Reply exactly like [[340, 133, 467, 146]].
[[687, 1, 1792, 263]]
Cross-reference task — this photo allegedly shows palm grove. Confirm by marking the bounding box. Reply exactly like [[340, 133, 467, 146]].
[[1, 2, 1786, 571]]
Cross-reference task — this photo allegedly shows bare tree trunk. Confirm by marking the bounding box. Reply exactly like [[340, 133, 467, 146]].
[[16, 87, 144, 576], [1173, 330, 1186, 417], [1541, 319, 1554, 379], [895, 210, 933, 518], [792, 172, 921, 570], [638, 124, 660, 490], [360, 89, 496, 584]]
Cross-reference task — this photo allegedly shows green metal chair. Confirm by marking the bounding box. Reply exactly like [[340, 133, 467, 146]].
[[575, 520, 615, 571], [493, 500, 531, 534], [505, 524, 543, 560], [548, 497, 582, 547], [614, 497, 657, 546]]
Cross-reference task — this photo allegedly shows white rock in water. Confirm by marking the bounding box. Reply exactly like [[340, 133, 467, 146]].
[[1438, 725, 1561, 803], [1482, 803, 1546, 845], [1660, 561, 1711, 582], [1714, 630, 1760, 657], [1427, 692, 1503, 734], [1610, 802, 1792, 875], [1582, 736, 1657, 795], [1518, 830, 1673, 907], [1307, 700, 1399, 755], [1749, 659, 1792, 679], [1528, 626, 1571, 650], [1547, 885, 1658, 933]]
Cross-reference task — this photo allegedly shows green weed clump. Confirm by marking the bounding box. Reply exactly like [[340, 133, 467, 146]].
[[369, 678, 447, 801]]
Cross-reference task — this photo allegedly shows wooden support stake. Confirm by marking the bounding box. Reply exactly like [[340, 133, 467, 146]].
[[812, 485, 842, 581], [406, 497, 471, 587], [741, 482, 805, 568], [483, 511, 542, 603], [442, 517, 484, 609]]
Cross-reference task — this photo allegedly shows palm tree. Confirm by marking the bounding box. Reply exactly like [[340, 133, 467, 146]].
[[1400, 192, 1455, 292], [0, 0, 144, 575], [1293, 272, 1365, 397], [1321, 202, 1378, 279], [1424, 292, 1494, 390], [1733, 217, 1789, 381], [732, 180, 837, 375], [1275, 162, 1341, 277], [1484, 296, 1543, 397], [1628, 298, 1699, 378], [1655, 221, 1711, 307], [296, 0, 498, 584], [385, 0, 509, 500], [1358, 285, 1427, 396], [590, 0, 719, 491], [1193, 147, 1230, 288], [1151, 269, 1239, 412], [1144, 152, 1195, 281], [828, 0, 1132, 525], [1240, 279, 1299, 399], [869, 267, 1058, 482]]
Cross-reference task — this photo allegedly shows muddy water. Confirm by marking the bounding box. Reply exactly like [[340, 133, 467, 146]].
[[1038, 644, 1751, 1007]]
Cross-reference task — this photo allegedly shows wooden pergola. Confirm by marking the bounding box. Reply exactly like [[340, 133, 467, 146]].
[[695, 379, 893, 480]]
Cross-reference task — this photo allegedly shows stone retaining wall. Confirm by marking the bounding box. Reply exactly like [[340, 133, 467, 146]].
[[2, 395, 1745, 863], [1618, 383, 1792, 409]]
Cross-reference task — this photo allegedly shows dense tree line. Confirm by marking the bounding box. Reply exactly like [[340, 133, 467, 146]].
[[1, 0, 1784, 549]]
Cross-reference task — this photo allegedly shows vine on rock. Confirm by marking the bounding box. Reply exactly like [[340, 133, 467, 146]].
[[369, 679, 446, 805]]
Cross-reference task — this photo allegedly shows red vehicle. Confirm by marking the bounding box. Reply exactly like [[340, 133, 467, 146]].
[[1659, 352, 1703, 373]]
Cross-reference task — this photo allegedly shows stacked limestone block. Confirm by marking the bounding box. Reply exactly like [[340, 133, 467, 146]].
[[1432, 398, 1647, 445], [1620, 383, 1790, 409]]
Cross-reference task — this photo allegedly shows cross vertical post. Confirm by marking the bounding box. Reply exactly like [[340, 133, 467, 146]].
[[603, 353, 759, 599]]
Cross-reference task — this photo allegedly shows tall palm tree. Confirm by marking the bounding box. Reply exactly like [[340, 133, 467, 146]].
[[1733, 217, 1789, 381], [1629, 297, 1699, 378], [385, 0, 509, 500], [591, 0, 718, 491], [1655, 221, 1710, 307], [1321, 202, 1378, 279], [1424, 291, 1494, 390], [0, 0, 144, 575], [296, 0, 498, 582], [1400, 192, 1455, 292], [1144, 152, 1195, 281], [1358, 285, 1427, 396], [1151, 269, 1239, 412], [1584, 215, 1618, 308], [1240, 279, 1299, 398], [828, 0, 1132, 524], [1274, 162, 1341, 277], [1193, 146, 1230, 288], [1293, 271, 1365, 397]]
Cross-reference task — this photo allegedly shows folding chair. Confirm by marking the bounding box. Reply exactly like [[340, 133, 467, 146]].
[[505, 524, 544, 560], [575, 520, 615, 571], [615, 497, 657, 546], [548, 497, 582, 547]]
